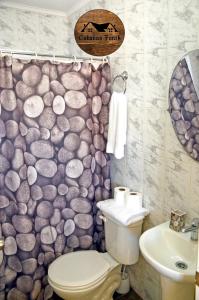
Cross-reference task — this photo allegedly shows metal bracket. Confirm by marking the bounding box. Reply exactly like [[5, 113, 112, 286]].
[[99, 215, 106, 222]]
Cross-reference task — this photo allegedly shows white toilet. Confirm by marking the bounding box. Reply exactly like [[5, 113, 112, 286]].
[[48, 208, 144, 300]]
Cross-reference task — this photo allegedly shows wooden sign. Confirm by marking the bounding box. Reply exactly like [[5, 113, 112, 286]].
[[74, 9, 125, 56]]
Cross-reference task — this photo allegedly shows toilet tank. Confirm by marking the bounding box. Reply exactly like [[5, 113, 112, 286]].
[[104, 216, 143, 265]]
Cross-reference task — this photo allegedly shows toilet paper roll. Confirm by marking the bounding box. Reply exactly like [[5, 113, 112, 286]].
[[114, 186, 130, 206], [126, 191, 142, 210]]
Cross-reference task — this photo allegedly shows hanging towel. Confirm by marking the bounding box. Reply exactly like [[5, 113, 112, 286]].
[[106, 91, 127, 159]]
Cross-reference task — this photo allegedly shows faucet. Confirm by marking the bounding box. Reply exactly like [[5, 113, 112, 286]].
[[182, 218, 199, 241]]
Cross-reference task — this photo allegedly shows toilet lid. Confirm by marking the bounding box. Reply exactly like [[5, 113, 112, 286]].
[[48, 250, 111, 288]]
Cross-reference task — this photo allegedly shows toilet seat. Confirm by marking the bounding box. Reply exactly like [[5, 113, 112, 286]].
[[48, 273, 108, 293], [48, 250, 112, 291]]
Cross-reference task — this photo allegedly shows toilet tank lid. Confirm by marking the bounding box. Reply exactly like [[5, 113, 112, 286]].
[[48, 250, 111, 288]]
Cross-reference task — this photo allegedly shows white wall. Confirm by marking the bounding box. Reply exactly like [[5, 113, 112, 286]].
[[1, 1, 199, 299], [70, 1, 199, 299], [0, 5, 69, 54]]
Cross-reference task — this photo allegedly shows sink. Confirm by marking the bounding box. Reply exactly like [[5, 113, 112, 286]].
[[139, 222, 197, 300]]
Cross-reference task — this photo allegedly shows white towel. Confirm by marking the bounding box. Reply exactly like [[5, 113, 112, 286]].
[[106, 91, 127, 159], [97, 199, 149, 226]]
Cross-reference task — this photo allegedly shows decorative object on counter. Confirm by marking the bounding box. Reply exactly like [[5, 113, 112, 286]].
[[169, 209, 186, 232], [168, 49, 199, 161]]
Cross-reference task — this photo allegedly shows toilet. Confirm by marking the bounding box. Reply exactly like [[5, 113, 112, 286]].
[[48, 204, 145, 300]]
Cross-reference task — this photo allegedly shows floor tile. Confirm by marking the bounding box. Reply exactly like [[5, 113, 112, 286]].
[[53, 289, 142, 300], [114, 289, 142, 300]]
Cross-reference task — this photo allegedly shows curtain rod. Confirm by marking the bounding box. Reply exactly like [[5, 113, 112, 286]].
[[0, 48, 109, 63]]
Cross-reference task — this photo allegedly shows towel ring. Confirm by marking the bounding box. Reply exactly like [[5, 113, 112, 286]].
[[112, 71, 128, 94]]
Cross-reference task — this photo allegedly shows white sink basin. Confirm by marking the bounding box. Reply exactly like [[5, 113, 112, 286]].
[[139, 222, 198, 300]]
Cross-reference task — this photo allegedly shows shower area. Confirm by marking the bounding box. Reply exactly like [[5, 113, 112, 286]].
[[0, 54, 111, 299]]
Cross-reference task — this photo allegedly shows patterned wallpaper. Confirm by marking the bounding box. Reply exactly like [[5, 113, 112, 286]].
[[70, 1, 199, 298], [0, 5, 69, 55], [1, 1, 199, 300]]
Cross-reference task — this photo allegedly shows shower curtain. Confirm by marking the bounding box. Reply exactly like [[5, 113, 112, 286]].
[[0, 56, 111, 300]]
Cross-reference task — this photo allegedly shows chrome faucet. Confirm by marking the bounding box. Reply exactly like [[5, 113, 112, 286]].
[[182, 218, 199, 241]]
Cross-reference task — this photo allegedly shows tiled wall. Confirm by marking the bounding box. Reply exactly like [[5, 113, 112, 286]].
[[1, 1, 199, 299], [0, 5, 69, 54], [69, 1, 199, 299]]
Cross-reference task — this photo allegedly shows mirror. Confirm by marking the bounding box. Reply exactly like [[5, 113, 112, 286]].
[[169, 49, 199, 161]]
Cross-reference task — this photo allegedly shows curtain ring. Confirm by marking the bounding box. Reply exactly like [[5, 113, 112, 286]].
[[104, 57, 108, 63], [73, 55, 77, 65], [5, 50, 12, 57], [9, 50, 13, 64], [102, 56, 108, 65], [50, 54, 56, 64]]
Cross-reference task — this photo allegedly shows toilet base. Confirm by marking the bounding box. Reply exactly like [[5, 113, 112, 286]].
[[51, 265, 121, 300]]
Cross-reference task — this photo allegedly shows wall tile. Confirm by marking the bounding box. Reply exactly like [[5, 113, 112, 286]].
[[189, 162, 199, 218], [128, 106, 144, 141], [0, 6, 68, 55], [125, 55, 145, 103], [125, 11, 144, 53], [128, 255, 161, 300], [125, 138, 144, 191], [144, 0, 168, 51], [144, 51, 168, 108], [143, 108, 166, 150], [15, 10, 39, 50], [0, 7, 18, 48]]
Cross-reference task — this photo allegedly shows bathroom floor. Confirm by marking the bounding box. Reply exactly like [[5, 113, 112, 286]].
[[114, 290, 142, 300], [53, 289, 142, 300]]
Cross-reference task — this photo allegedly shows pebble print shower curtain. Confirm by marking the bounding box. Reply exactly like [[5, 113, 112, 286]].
[[0, 56, 111, 300]]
